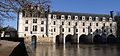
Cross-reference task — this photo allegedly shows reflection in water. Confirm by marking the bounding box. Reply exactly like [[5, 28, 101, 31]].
[[31, 44, 120, 56]]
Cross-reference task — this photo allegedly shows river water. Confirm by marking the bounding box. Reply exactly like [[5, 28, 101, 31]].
[[31, 44, 120, 56]]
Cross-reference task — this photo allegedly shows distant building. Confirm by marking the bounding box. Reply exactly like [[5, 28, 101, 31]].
[[18, 5, 117, 44], [0, 26, 18, 37]]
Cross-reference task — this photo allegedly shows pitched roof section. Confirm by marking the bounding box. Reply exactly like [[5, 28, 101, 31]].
[[51, 11, 110, 18]]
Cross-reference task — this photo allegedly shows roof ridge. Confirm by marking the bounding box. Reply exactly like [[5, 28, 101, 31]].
[[52, 11, 110, 16]]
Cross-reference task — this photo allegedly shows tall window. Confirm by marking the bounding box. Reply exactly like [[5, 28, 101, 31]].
[[90, 23, 91, 26], [62, 21, 64, 25], [51, 15, 53, 18], [103, 23, 105, 26], [110, 29, 112, 33], [53, 21, 56, 25], [33, 19, 37, 23], [75, 22, 77, 26], [110, 23, 112, 27], [41, 27, 44, 32], [33, 25, 37, 31], [41, 21, 44, 24], [68, 28, 70, 32], [90, 29, 92, 32], [83, 28, 85, 32], [54, 28, 56, 32], [68, 22, 70, 26], [76, 29, 78, 32], [96, 23, 98, 26], [25, 20, 28, 24], [83, 22, 85, 26], [25, 27, 28, 31], [62, 28, 64, 32]]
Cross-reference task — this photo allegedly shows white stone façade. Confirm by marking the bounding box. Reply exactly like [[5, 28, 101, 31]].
[[18, 9, 117, 44]]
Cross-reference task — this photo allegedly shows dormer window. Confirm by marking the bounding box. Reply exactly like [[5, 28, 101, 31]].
[[96, 17, 99, 21], [75, 16, 78, 20], [109, 17, 112, 21], [68, 15, 71, 19], [82, 16, 85, 20], [61, 15, 64, 19], [89, 16, 92, 21], [103, 17, 105, 21]]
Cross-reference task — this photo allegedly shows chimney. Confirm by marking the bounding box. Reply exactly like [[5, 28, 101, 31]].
[[110, 11, 114, 18]]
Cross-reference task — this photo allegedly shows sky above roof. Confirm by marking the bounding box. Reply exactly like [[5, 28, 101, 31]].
[[4, 0, 120, 29], [51, 0, 120, 14]]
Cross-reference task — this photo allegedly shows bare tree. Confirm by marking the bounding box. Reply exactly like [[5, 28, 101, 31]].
[[0, 0, 51, 23]]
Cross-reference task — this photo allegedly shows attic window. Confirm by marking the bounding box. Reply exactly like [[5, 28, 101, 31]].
[[68, 16, 71, 19], [75, 16, 78, 20]]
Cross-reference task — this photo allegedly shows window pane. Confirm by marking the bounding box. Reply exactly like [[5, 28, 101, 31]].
[[54, 28, 56, 32], [110, 23, 112, 27], [41, 21, 44, 24], [76, 29, 78, 32], [96, 23, 98, 26], [33, 25, 37, 31], [68, 22, 70, 26], [25, 27, 28, 31], [90, 23, 91, 26], [62, 28, 64, 32], [83, 22, 85, 26], [75, 22, 77, 26], [62, 21, 64, 25], [103, 23, 105, 26], [25, 20, 28, 24], [83, 29, 85, 32], [33, 19, 37, 23], [33, 26, 34, 31], [53, 21, 56, 25], [41, 27, 44, 32], [91, 29, 92, 32], [35, 25, 37, 31], [68, 28, 70, 32]]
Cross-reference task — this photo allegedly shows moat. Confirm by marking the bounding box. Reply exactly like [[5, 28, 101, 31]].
[[31, 44, 120, 56]]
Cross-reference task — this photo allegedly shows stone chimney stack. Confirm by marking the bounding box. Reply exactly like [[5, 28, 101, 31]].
[[110, 11, 114, 18]]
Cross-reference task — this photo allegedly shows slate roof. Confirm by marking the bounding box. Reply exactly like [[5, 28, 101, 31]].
[[51, 11, 110, 18], [50, 11, 112, 21]]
